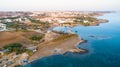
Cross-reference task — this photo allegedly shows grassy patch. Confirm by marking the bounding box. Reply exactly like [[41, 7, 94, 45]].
[[52, 34, 78, 42], [30, 34, 44, 41], [3, 43, 27, 54]]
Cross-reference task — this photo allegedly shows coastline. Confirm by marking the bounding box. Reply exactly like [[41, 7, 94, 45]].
[[28, 34, 86, 63], [57, 19, 108, 27], [0, 12, 110, 67], [26, 16, 108, 66]]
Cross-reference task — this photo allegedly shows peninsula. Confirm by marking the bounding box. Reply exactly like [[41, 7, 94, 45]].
[[29, 31, 86, 62]]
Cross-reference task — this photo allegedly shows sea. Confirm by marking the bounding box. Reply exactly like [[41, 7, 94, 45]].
[[25, 12, 120, 67]]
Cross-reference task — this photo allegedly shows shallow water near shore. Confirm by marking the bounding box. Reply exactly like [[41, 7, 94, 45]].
[[25, 12, 120, 67]]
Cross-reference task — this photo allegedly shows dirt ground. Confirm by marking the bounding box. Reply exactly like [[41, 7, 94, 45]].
[[0, 31, 40, 47]]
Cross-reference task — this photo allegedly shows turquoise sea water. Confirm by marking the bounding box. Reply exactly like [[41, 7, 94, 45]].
[[25, 12, 120, 67]]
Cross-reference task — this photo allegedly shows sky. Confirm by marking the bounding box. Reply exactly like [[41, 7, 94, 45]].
[[0, 0, 120, 11]]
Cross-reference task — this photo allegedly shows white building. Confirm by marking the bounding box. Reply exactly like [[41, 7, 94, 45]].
[[0, 23, 6, 31], [5, 19, 12, 22], [0, 51, 4, 55], [83, 20, 89, 23]]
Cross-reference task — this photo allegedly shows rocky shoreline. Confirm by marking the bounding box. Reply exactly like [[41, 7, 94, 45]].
[[28, 34, 87, 63]]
